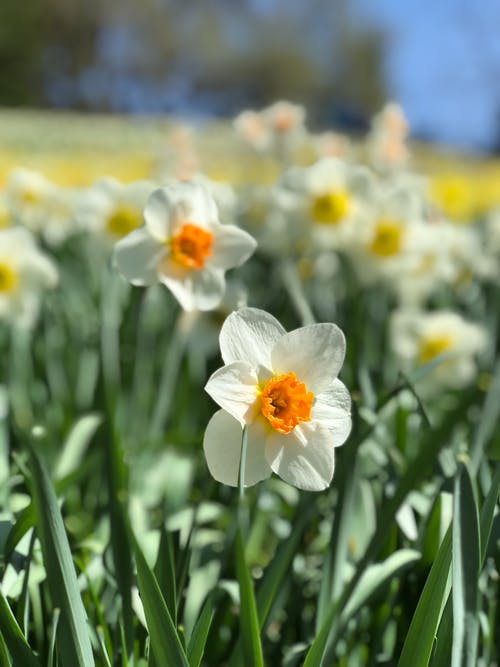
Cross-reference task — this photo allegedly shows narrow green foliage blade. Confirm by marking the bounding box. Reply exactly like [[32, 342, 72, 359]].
[[451, 464, 481, 667], [186, 596, 214, 667], [339, 549, 420, 628], [26, 441, 95, 667], [315, 392, 473, 666], [154, 525, 177, 624], [434, 463, 500, 666], [55, 413, 102, 480], [0, 590, 39, 667], [47, 608, 60, 667], [100, 395, 134, 651], [479, 462, 500, 562], [132, 535, 189, 667], [235, 527, 264, 667], [0, 629, 12, 667], [257, 497, 315, 629], [397, 527, 452, 667], [3, 504, 35, 564], [470, 358, 500, 474], [317, 441, 359, 631]]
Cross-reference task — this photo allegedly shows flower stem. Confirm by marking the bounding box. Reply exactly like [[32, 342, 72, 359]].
[[149, 311, 195, 441], [279, 259, 315, 326], [238, 425, 248, 500], [237, 425, 250, 538]]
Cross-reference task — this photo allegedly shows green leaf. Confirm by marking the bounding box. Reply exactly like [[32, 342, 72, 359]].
[[47, 608, 60, 667], [0, 590, 39, 667], [235, 527, 264, 667], [470, 358, 500, 474], [154, 525, 177, 625], [340, 549, 420, 628], [397, 527, 452, 667], [433, 462, 500, 666], [26, 440, 95, 667], [451, 463, 481, 667], [308, 393, 472, 667], [317, 442, 359, 631], [132, 535, 189, 667], [96, 626, 113, 667], [0, 629, 12, 667], [186, 595, 214, 667], [479, 462, 500, 562], [99, 388, 134, 652], [257, 497, 315, 629], [55, 413, 102, 480], [3, 504, 35, 565]]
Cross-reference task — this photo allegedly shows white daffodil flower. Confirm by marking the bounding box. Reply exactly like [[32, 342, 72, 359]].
[[204, 308, 351, 491], [0, 227, 58, 328], [76, 177, 156, 240], [234, 101, 306, 153], [278, 157, 376, 250], [113, 182, 257, 312], [390, 309, 487, 392], [346, 178, 427, 286]]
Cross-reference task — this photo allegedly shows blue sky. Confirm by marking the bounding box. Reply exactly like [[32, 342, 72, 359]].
[[350, 0, 500, 150], [64, 0, 500, 152]]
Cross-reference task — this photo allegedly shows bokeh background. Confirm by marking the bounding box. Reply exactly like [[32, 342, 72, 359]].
[[2, 0, 500, 152]]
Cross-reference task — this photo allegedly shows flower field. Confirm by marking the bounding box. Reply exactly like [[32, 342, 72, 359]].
[[0, 104, 499, 666]]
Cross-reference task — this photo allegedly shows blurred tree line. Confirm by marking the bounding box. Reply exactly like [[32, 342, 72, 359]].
[[0, 0, 386, 127]]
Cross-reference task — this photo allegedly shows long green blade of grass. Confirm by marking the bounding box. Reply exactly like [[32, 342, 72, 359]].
[[0, 628, 12, 667], [257, 495, 315, 629], [186, 595, 214, 667], [306, 392, 472, 666], [339, 549, 420, 628], [451, 463, 481, 667], [316, 434, 360, 631], [132, 535, 189, 667], [0, 590, 40, 667], [235, 527, 264, 667], [26, 440, 95, 667], [154, 525, 177, 625], [397, 527, 452, 667], [432, 462, 500, 666], [100, 268, 134, 653], [3, 504, 35, 564]]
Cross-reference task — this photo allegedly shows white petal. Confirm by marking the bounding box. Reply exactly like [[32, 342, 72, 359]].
[[159, 261, 225, 311], [312, 379, 352, 446], [271, 323, 346, 394], [203, 410, 271, 487], [219, 307, 286, 368], [190, 267, 226, 311], [264, 422, 335, 491], [113, 228, 165, 286], [209, 224, 257, 270], [145, 183, 218, 241], [21, 253, 58, 288], [143, 188, 174, 241], [169, 181, 218, 229], [205, 362, 259, 425]]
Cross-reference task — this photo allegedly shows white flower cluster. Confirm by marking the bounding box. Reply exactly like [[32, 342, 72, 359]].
[[0, 100, 492, 413]]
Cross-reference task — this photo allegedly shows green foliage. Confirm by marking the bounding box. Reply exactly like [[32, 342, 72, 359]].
[[0, 120, 498, 666]]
